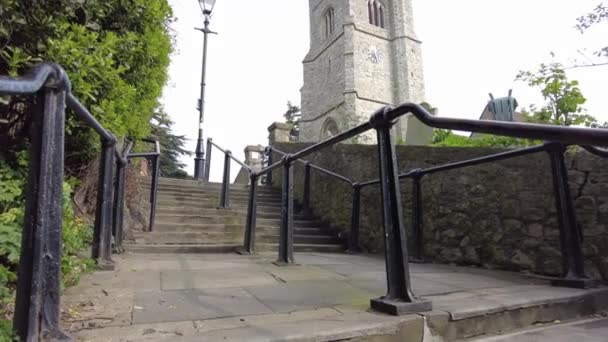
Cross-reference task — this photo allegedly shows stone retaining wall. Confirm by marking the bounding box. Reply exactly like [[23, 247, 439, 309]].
[[272, 143, 608, 281]]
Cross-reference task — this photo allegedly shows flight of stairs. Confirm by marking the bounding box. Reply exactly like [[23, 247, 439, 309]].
[[124, 177, 344, 254]]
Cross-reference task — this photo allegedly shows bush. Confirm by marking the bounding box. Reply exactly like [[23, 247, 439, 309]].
[[0, 0, 173, 170], [0, 157, 95, 339], [431, 129, 541, 148]]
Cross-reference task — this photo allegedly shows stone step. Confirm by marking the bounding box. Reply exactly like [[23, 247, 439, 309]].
[[138, 179, 279, 194], [123, 243, 344, 254], [154, 214, 318, 228], [156, 198, 282, 209], [155, 214, 241, 225], [132, 232, 340, 245], [156, 204, 281, 214], [156, 207, 239, 217], [155, 191, 282, 202], [157, 196, 282, 207], [147, 186, 281, 198], [155, 207, 313, 219], [152, 225, 332, 238], [153, 222, 328, 234]]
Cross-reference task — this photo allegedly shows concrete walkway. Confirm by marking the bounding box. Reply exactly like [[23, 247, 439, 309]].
[[60, 252, 608, 341]]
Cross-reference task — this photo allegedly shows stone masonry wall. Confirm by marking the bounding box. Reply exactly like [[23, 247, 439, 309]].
[[272, 143, 608, 281]]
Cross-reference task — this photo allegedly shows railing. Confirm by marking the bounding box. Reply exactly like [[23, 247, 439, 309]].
[[126, 139, 161, 233], [267, 147, 360, 252], [205, 138, 253, 208], [0, 64, 160, 340], [242, 103, 608, 316]]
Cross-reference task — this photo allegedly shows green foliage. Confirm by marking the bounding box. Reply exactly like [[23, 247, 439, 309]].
[[150, 109, 191, 179], [576, 2, 608, 61], [283, 102, 302, 141], [0, 158, 94, 335], [60, 183, 94, 288], [431, 129, 539, 148], [0, 318, 12, 340], [516, 62, 596, 127], [0, 0, 173, 169], [0, 2, 173, 338]]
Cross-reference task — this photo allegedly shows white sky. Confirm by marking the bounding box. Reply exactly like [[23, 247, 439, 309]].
[[162, 0, 608, 181]]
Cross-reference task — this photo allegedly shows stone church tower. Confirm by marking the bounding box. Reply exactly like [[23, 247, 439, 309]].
[[299, 0, 429, 143]]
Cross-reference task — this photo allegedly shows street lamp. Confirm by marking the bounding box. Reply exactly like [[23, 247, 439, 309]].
[[194, 0, 217, 181]]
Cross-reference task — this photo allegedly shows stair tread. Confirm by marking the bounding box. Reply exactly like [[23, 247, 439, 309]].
[[134, 177, 341, 250]]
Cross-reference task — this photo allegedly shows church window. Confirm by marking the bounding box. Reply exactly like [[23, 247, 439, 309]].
[[367, 0, 386, 29], [324, 8, 335, 39], [321, 118, 339, 139]]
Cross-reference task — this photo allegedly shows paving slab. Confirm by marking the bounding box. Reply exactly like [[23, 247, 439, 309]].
[[119, 257, 257, 272], [61, 252, 608, 342], [161, 266, 277, 290], [415, 271, 535, 290], [284, 253, 352, 266], [263, 264, 348, 282], [181, 311, 422, 342], [72, 309, 419, 342], [65, 270, 160, 295], [61, 289, 134, 331], [132, 288, 273, 324], [245, 279, 373, 313]]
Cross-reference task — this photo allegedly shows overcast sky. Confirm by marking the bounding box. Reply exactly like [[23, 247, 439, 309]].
[[162, 0, 608, 181]]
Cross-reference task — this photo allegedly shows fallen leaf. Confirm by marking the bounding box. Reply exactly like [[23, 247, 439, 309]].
[[143, 328, 156, 335]]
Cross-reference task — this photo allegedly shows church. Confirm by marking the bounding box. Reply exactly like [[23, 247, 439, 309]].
[[298, 0, 431, 144]]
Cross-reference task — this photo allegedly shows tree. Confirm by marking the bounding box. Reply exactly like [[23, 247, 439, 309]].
[[150, 109, 191, 179], [0, 0, 173, 171], [0, 2, 173, 335], [283, 101, 301, 141], [516, 62, 596, 127], [575, 2, 608, 67]]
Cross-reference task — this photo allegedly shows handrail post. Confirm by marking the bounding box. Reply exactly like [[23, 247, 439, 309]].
[[92, 138, 117, 270], [410, 170, 424, 262], [204, 138, 212, 182], [369, 108, 431, 315], [149, 155, 160, 231], [264, 146, 273, 185], [112, 159, 127, 253], [14, 81, 70, 341], [266, 146, 274, 186], [219, 151, 231, 208], [275, 156, 295, 265], [545, 143, 596, 288], [347, 183, 362, 254], [302, 161, 311, 214], [239, 173, 258, 255]]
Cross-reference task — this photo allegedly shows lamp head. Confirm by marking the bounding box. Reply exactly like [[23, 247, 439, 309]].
[[199, 0, 217, 15]]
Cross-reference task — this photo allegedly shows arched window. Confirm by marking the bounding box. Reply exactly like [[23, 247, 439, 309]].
[[321, 118, 339, 139], [324, 8, 335, 39], [367, 0, 385, 29]]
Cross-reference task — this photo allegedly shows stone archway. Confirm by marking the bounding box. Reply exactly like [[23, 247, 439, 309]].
[[320, 117, 339, 139]]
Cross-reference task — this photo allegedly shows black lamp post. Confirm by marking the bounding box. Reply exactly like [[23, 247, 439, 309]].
[[194, 0, 217, 181]]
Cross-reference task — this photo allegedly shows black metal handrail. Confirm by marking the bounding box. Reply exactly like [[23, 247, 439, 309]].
[[582, 145, 608, 158], [241, 104, 608, 317], [268, 146, 355, 216], [126, 138, 161, 234], [204, 138, 253, 208], [0, 63, 161, 340]]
